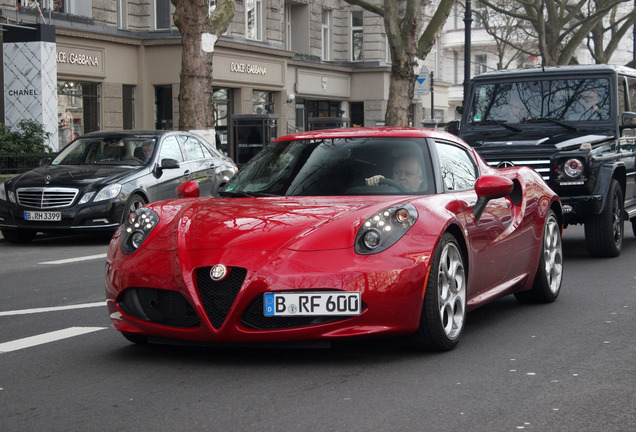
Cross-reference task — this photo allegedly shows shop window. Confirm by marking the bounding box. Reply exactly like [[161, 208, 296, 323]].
[[155, 0, 171, 30], [351, 10, 363, 62], [253, 90, 273, 114], [350, 102, 364, 127], [57, 81, 100, 148], [155, 85, 173, 130], [213, 88, 231, 154], [246, 0, 263, 41], [122, 85, 135, 130]]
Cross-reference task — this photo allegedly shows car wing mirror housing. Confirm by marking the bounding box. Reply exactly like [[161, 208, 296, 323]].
[[161, 158, 180, 169], [176, 180, 200, 198], [472, 175, 514, 220], [621, 111, 636, 129]]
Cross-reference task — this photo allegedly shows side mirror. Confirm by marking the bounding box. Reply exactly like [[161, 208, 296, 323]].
[[621, 111, 636, 129], [444, 120, 460, 136], [161, 158, 180, 169], [39, 157, 53, 166], [176, 180, 199, 198], [473, 175, 514, 220]]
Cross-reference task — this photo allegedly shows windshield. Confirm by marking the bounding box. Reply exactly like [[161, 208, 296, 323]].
[[469, 77, 610, 124], [223, 137, 435, 196], [52, 136, 158, 166]]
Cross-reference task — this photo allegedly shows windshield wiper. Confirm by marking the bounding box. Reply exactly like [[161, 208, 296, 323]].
[[524, 118, 578, 131], [218, 190, 280, 197], [473, 120, 522, 132]]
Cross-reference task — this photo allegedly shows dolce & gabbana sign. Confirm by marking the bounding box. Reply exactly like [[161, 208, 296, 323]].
[[230, 62, 267, 75], [57, 51, 99, 66], [56, 44, 105, 77]]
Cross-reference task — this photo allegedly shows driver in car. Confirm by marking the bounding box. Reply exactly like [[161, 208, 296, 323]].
[[365, 155, 425, 192]]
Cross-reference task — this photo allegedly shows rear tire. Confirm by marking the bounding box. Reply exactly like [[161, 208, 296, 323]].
[[1, 229, 37, 244], [585, 179, 623, 257], [411, 233, 466, 351], [515, 210, 563, 303]]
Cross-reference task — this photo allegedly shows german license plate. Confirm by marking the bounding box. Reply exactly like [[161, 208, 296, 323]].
[[264, 292, 361, 317], [24, 211, 62, 221]]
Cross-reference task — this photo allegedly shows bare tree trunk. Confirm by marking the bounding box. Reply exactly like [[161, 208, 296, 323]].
[[172, 1, 215, 131]]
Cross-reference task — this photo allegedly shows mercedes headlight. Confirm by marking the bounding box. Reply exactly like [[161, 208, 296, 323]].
[[120, 208, 159, 254], [94, 184, 122, 202], [355, 204, 418, 255], [564, 158, 584, 179]]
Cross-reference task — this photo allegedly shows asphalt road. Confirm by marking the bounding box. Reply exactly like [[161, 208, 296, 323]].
[[0, 226, 634, 432]]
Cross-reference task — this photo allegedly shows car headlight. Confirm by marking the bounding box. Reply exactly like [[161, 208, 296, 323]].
[[0, 183, 5, 201], [120, 208, 159, 254], [94, 184, 122, 202], [78, 191, 96, 205], [355, 204, 418, 255], [563, 158, 584, 178]]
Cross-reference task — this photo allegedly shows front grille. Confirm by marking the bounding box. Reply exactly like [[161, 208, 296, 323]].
[[487, 159, 551, 181], [118, 288, 200, 328], [195, 267, 247, 329], [17, 187, 79, 209], [241, 295, 353, 330]]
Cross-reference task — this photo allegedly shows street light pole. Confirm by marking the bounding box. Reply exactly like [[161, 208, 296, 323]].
[[463, 0, 472, 108]]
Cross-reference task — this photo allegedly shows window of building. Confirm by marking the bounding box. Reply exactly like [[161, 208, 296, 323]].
[[57, 81, 100, 148], [351, 10, 364, 61], [246, 0, 263, 41], [253, 90, 273, 114], [473, 1, 485, 28], [453, 51, 459, 85], [285, 5, 292, 51], [117, 0, 127, 30], [474, 54, 487, 76], [155, 0, 171, 30], [23, 0, 91, 17], [155, 85, 173, 130], [122, 85, 135, 130], [322, 9, 331, 61]]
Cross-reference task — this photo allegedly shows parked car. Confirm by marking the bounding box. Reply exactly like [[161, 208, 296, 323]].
[[105, 127, 563, 351], [0, 130, 237, 243], [457, 64, 636, 257]]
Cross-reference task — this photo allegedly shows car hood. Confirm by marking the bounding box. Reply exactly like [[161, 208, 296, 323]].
[[8, 164, 140, 189], [462, 128, 614, 149], [146, 196, 415, 252]]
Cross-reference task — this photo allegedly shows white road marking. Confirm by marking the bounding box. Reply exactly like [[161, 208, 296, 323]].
[[39, 253, 107, 265], [0, 327, 106, 353], [0, 301, 106, 317]]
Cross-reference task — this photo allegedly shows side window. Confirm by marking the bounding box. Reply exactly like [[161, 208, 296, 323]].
[[628, 77, 636, 112], [435, 141, 478, 191], [180, 136, 206, 161], [158, 136, 184, 162]]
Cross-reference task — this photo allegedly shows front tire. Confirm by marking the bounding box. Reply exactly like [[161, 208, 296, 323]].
[[585, 178, 623, 257], [515, 210, 563, 303], [121, 193, 147, 224], [411, 233, 466, 351]]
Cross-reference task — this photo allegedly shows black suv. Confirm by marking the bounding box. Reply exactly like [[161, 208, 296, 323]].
[[458, 65, 636, 257]]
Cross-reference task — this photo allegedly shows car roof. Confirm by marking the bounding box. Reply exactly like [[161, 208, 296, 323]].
[[79, 130, 169, 138], [471, 64, 636, 81], [275, 127, 462, 144]]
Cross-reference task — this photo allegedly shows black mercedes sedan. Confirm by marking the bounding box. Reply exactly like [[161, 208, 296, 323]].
[[0, 130, 238, 243]]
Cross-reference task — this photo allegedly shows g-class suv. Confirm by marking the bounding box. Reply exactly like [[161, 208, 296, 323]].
[[458, 65, 636, 257]]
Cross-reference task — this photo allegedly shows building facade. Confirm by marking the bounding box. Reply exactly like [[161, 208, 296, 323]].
[[0, 0, 449, 161]]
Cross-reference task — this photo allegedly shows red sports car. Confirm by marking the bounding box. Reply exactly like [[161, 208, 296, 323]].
[[105, 127, 563, 351]]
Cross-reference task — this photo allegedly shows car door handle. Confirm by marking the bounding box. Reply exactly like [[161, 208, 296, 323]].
[[184, 170, 191, 175]]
